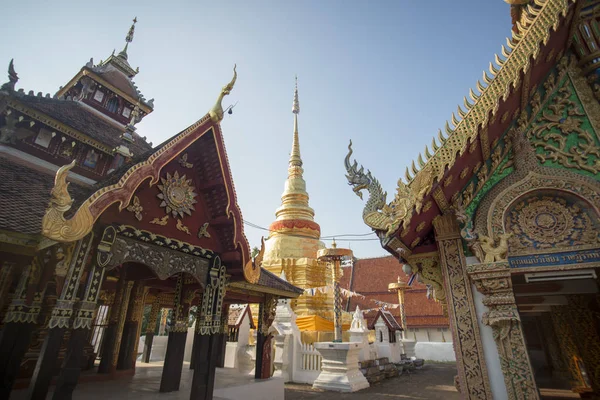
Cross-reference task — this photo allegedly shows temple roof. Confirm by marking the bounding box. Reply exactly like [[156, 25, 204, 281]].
[[340, 255, 448, 328], [346, 0, 578, 258], [228, 304, 255, 328], [9, 91, 152, 155], [368, 309, 403, 331]]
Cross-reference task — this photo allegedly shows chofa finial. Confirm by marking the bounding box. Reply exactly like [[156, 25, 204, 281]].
[[209, 64, 237, 123], [1, 59, 18, 92]]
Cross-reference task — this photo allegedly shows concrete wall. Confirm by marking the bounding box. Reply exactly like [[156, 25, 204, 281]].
[[137, 335, 169, 362], [407, 328, 451, 343], [414, 342, 456, 362]]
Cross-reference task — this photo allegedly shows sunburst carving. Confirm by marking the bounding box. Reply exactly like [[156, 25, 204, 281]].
[[157, 171, 198, 218]]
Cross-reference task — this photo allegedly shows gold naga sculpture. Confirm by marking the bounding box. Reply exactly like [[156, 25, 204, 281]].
[[453, 195, 512, 263], [209, 64, 237, 123], [243, 236, 264, 284], [345, 140, 415, 236]]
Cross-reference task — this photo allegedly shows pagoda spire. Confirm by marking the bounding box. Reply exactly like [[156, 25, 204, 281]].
[[118, 17, 137, 60], [273, 78, 318, 227]]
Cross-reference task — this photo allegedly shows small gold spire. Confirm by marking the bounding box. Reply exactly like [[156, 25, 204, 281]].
[[119, 17, 137, 59], [290, 76, 302, 168]]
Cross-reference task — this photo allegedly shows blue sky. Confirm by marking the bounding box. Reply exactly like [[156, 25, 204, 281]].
[[2, 0, 511, 258]]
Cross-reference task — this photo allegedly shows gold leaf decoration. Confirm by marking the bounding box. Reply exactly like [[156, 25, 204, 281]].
[[157, 171, 198, 218], [197, 222, 211, 239], [150, 215, 169, 226], [176, 219, 191, 235], [126, 195, 143, 221]]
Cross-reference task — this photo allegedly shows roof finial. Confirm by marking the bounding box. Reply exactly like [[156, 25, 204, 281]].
[[1, 59, 18, 92], [289, 76, 302, 168], [209, 64, 237, 123], [119, 17, 137, 60], [292, 75, 300, 114]]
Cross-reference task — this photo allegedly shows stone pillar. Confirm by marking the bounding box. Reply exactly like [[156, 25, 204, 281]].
[[467, 261, 539, 399], [567, 295, 600, 394], [98, 274, 134, 374], [433, 214, 492, 399], [117, 282, 148, 370], [143, 296, 161, 363], [26, 234, 96, 400], [190, 256, 226, 400], [159, 274, 193, 393], [0, 256, 39, 399]]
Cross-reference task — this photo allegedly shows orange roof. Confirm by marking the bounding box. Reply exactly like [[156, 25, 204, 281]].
[[341, 256, 448, 328]]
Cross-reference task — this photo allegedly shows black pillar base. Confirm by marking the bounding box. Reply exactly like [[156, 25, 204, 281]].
[[189, 332, 201, 370], [159, 331, 187, 393], [26, 327, 66, 400], [0, 322, 36, 399], [52, 328, 90, 400], [142, 332, 154, 364], [190, 334, 218, 400], [254, 332, 265, 380], [97, 324, 117, 374], [216, 334, 226, 368], [117, 321, 137, 370]]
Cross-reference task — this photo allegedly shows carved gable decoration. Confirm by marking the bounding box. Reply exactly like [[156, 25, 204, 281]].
[[505, 191, 600, 256]]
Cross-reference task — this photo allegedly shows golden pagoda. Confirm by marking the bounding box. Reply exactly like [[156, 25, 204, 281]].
[[261, 79, 333, 320]]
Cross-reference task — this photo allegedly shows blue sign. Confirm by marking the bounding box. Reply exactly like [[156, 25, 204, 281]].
[[508, 248, 600, 268]]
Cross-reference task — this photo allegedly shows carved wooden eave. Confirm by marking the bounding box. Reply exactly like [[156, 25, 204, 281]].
[[348, 0, 579, 261], [41, 67, 255, 282]]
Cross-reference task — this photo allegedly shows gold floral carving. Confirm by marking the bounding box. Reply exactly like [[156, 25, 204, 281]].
[[157, 171, 198, 218], [528, 69, 600, 174], [197, 222, 211, 238], [416, 221, 426, 233], [433, 187, 451, 213], [432, 214, 492, 399], [126, 195, 143, 221], [469, 141, 478, 154], [467, 261, 539, 399], [460, 167, 470, 180], [178, 153, 193, 168], [410, 237, 421, 249], [406, 252, 446, 313], [443, 175, 453, 188], [423, 201, 433, 213], [150, 215, 169, 226], [176, 219, 191, 235], [477, 233, 513, 263]]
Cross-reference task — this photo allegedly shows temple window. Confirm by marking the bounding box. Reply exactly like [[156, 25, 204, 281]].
[[83, 149, 100, 169], [122, 107, 131, 119], [34, 128, 53, 148], [379, 331, 383, 343], [93, 90, 104, 103], [108, 153, 125, 173], [389, 329, 396, 343], [106, 97, 119, 113]]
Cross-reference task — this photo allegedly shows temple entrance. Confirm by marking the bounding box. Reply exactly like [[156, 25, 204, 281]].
[[512, 269, 600, 398]]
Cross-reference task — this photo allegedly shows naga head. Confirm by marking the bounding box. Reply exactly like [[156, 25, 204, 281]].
[[48, 160, 76, 213], [345, 140, 373, 200], [209, 64, 237, 123]]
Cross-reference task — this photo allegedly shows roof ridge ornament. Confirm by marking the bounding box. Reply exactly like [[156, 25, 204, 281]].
[[210, 64, 237, 123], [0, 59, 18, 92], [119, 17, 137, 60]]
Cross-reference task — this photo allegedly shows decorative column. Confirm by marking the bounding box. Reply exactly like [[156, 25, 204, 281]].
[[317, 240, 352, 342], [117, 282, 148, 370], [0, 256, 38, 399], [567, 295, 600, 394], [26, 234, 95, 400], [98, 273, 134, 374], [190, 256, 226, 400], [52, 226, 116, 399], [467, 261, 539, 399], [255, 294, 277, 379], [388, 278, 408, 339], [216, 304, 229, 368], [143, 295, 162, 363], [433, 214, 492, 399], [159, 274, 192, 392]]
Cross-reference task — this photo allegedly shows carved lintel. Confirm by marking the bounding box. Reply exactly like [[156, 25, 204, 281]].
[[432, 214, 462, 241]]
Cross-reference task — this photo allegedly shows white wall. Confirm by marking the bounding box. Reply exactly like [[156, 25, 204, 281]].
[[406, 328, 451, 343], [414, 342, 456, 362]]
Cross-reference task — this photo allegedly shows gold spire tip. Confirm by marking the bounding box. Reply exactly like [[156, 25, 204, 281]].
[[292, 76, 300, 114]]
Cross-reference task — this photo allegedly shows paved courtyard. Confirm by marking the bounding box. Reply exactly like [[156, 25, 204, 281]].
[[285, 363, 460, 400]]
